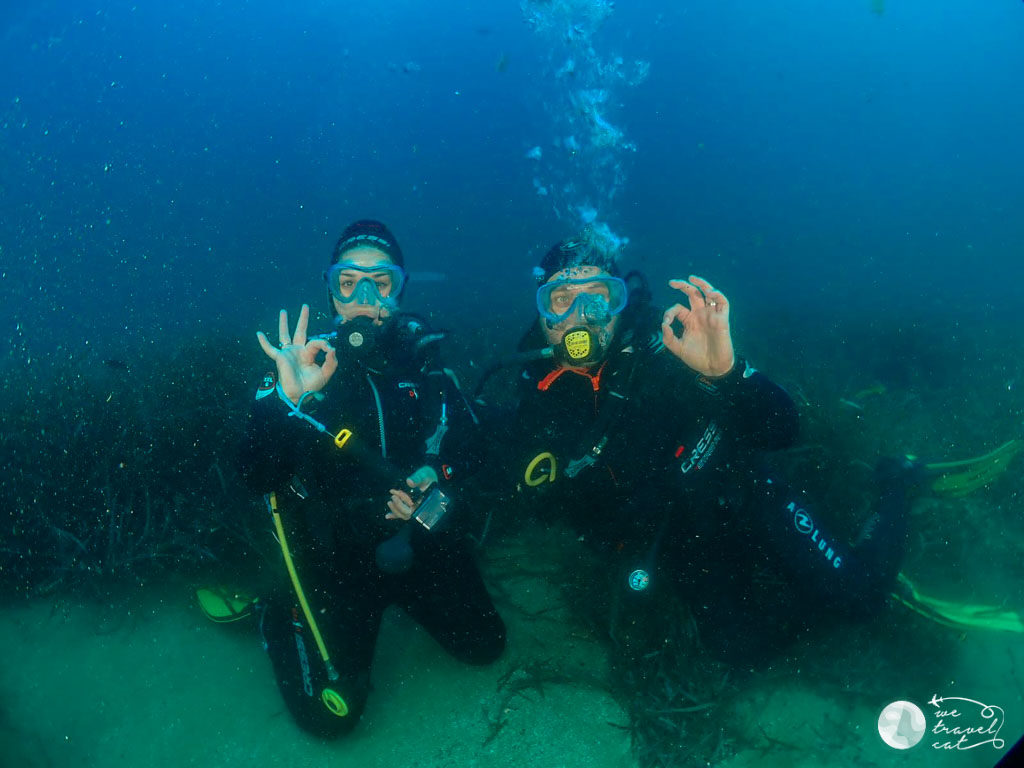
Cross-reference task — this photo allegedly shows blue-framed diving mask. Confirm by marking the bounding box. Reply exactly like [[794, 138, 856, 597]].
[[536, 275, 628, 326], [324, 261, 406, 313]]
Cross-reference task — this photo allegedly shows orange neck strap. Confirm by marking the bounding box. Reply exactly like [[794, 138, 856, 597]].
[[537, 361, 606, 392]]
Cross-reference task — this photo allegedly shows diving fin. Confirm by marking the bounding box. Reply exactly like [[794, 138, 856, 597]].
[[196, 587, 258, 623], [915, 439, 1021, 497], [891, 573, 1024, 634]]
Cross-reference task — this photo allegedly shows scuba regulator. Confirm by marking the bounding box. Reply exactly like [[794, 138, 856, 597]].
[[333, 315, 381, 360], [471, 325, 605, 400], [556, 326, 602, 366]]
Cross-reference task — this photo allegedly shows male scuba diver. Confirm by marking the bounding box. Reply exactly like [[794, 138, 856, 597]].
[[233, 220, 505, 738], [477, 232, 913, 663]]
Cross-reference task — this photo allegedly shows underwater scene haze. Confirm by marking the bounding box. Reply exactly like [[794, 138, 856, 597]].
[[1, 1, 1023, 766]]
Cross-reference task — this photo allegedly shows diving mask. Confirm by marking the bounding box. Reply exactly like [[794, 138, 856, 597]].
[[536, 275, 627, 325], [325, 261, 406, 311]]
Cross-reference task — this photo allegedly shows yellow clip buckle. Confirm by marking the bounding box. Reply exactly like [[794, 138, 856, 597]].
[[334, 429, 352, 449], [524, 451, 557, 487]]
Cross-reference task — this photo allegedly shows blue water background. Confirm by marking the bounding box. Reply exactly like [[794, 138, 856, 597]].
[[2, 0, 1022, 364]]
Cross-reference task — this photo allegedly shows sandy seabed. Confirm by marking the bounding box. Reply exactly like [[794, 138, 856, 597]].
[[0, 536, 1020, 768]]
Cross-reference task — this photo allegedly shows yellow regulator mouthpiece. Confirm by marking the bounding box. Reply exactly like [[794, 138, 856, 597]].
[[563, 329, 592, 361]]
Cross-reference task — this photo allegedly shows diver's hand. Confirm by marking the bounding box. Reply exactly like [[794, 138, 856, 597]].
[[256, 304, 338, 405], [661, 276, 735, 377], [386, 466, 438, 521]]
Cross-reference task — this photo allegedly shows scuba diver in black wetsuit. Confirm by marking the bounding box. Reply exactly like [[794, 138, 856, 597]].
[[236, 220, 505, 738], [474, 231, 913, 664]]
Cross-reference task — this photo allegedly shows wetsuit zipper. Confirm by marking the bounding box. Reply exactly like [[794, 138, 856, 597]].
[[366, 373, 387, 458]]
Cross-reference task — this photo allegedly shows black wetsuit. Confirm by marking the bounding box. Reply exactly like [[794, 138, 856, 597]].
[[495, 316, 908, 662], [238, 315, 505, 738]]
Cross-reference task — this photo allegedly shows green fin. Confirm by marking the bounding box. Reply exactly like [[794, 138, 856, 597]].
[[197, 587, 258, 623], [892, 573, 1024, 633], [924, 439, 1021, 497]]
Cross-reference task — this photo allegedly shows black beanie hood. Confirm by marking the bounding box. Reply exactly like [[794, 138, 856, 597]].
[[331, 219, 404, 268], [535, 228, 622, 285]]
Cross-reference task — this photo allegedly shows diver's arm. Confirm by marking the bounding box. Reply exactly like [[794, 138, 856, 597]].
[[645, 346, 798, 452], [660, 276, 735, 378], [236, 372, 312, 493], [386, 363, 479, 521], [657, 275, 797, 447], [239, 305, 339, 491], [256, 304, 338, 404], [694, 360, 799, 451]]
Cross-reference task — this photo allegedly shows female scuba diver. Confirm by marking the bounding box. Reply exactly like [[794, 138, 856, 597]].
[[474, 231, 913, 664], [235, 220, 505, 738]]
